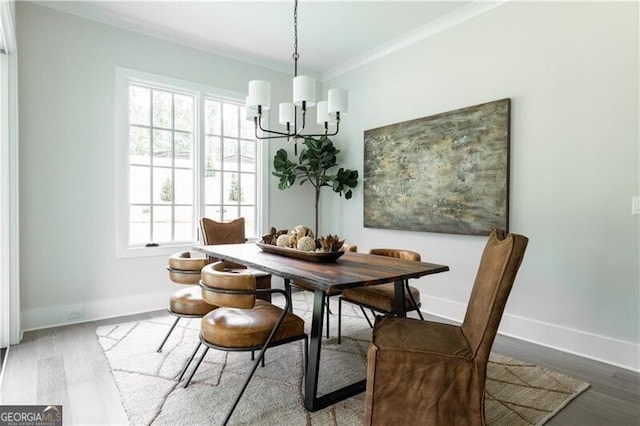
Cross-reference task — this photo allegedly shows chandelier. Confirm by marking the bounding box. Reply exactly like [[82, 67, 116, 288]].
[[245, 0, 348, 154]]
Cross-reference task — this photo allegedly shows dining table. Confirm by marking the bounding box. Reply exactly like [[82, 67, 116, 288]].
[[194, 242, 450, 411]]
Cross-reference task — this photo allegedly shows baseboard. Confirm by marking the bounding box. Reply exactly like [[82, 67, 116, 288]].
[[424, 295, 640, 373], [20, 291, 169, 332]]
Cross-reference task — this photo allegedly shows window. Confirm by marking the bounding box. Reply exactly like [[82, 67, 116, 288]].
[[116, 68, 266, 257], [203, 99, 258, 236]]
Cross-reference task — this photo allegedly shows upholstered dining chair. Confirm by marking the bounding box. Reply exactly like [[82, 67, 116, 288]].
[[157, 251, 214, 353], [337, 248, 423, 344], [363, 230, 528, 426], [287, 243, 358, 338], [180, 261, 308, 425], [200, 217, 272, 302]]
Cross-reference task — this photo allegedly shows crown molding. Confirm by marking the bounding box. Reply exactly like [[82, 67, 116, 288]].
[[323, 0, 508, 81]]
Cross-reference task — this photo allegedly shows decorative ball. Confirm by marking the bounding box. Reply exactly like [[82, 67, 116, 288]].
[[294, 225, 314, 240], [276, 234, 290, 247], [297, 236, 316, 252]]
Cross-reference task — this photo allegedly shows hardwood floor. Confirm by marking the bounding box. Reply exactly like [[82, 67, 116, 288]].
[[1, 307, 638, 425]]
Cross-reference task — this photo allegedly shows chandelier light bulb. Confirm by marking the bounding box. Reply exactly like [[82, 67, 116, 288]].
[[328, 88, 348, 115], [248, 80, 271, 110], [279, 102, 295, 125], [316, 100, 331, 125], [245, 96, 258, 121], [293, 76, 316, 108]]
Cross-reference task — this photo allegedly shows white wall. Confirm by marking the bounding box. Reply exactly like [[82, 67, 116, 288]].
[[15, 3, 313, 329], [16, 2, 639, 371], [325, 1, 639, 371]]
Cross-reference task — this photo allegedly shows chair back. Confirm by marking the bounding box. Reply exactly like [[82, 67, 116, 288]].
[[200, 217, 246, 245], [461, 229, 529, 361], [200, 261, 256, 309], [200, 217, 247, 268], [369, 248, 420, 261], [167, 251, 208, 285], [341, 243, 358, 253]]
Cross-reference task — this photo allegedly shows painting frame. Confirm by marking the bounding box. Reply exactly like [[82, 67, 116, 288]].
[[363, 98, 510, 236]]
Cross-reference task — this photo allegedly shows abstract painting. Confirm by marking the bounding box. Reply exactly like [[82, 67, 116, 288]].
[[363, 98, 510, 235]]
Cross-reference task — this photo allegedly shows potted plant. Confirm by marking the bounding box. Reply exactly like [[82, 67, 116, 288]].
[[272, 136, 358, 237]]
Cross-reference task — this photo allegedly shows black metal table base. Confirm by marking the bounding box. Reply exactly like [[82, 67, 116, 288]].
[[307, 380, 366, 411]]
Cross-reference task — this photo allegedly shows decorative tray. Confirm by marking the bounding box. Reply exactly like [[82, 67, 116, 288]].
[[255, 242, 345, 263]]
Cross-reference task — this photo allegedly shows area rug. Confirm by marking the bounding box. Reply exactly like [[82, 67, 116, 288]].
[[96, 291, 589, 425]]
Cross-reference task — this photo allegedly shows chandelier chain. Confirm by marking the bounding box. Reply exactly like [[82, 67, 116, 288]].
[[293, 0, 299, 69]]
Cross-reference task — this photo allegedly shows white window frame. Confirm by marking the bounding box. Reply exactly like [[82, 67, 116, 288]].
[[115, 67, 268, 258]]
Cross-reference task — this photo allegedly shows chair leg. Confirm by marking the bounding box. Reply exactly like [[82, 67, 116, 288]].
[[361, 306, 374, 328], [184, 346, 209, 388], [338, 297, 342, 344], [325, 295, 330, 339], [223, 339, 273, 424], [157, 316, 180, 353], [405, 281, 424, 320], [177, 342, 202, 381]]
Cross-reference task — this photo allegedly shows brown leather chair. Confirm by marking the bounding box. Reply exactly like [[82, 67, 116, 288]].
[[363, 230, 528, 426], [288, 243, 358, 338], [338, 248, 423, 344], [157, 251, 214, 353], [180, 262, 308, 424], [200, 217, 272, 302]]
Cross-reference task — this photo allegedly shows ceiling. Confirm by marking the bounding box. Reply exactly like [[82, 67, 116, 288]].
[[37, 1, 501, 79]]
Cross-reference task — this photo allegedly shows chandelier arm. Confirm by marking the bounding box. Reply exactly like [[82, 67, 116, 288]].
[[322, 120, 340, 137], [253, 116, 293, 138], [294, 107, 307, 137]]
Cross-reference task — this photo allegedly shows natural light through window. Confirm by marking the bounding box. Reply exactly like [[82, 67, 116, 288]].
[[117, 68, 264, 257]]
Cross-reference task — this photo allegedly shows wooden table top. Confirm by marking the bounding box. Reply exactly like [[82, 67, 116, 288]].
[[195, 243, 450, 293]]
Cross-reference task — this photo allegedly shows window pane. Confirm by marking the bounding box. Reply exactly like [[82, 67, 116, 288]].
[[129, 165, 150, 204], [129, 205, 150, 244], [174, 206, 193, 241], [240, 173, 256, 204], [205, 100, 221, 135], [153, 129, 172, 167], [174, 168, 193, 204], [223, 171, 238, 204], [174, 94, 193, 131], [241, 206, 256, 238], [223, 103, 239, 137], [223, 138, 238, 170], [175, 131, 193, 168], [129, 85, 150, 126], [153, 206, 172, 242], [240, 139, 256, 172], [204, 206, 222, 221], [227, 173, 244, 204], [205, 136, 221, 173], [129, 127, 150, 165], [222, 205, 239, 220], [153, 90, 172, 128], [204, 173, 222, 205], [154, 168, 172, 204]]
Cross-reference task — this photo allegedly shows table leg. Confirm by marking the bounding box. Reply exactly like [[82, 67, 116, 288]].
[[304, 289, 325, 410], [304, 288, 366, 411], [393, 279, 407, 317]]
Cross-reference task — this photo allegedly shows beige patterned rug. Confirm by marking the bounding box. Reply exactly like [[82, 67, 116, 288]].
[[96, 291, 589, 425]]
